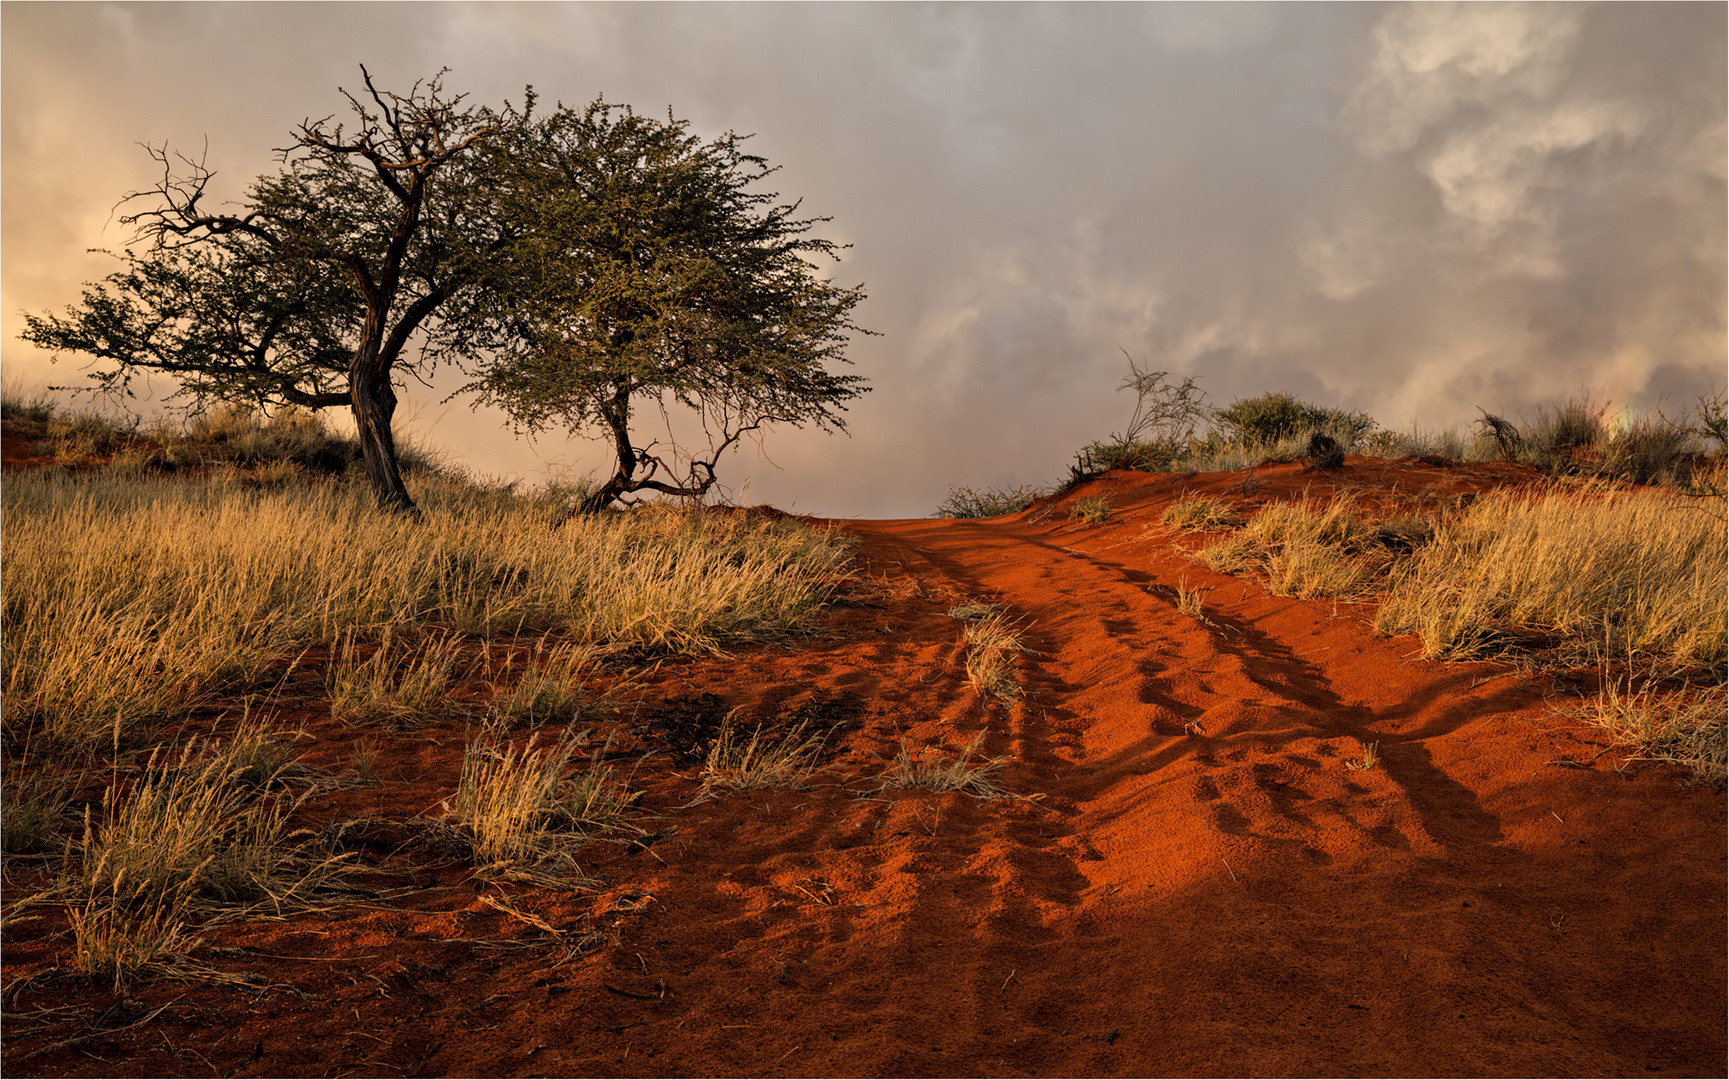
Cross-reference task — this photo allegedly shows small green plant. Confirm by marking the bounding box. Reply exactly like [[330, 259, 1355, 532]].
[[1174, 577, 1209, 619], [1162, 495, 1240, 533], [1071, 496, 1112, 524], [1345, 741, 1380, 771], [701, 715, 825, 793], [875, 734, 1010, 799], [936, 484, 1046, 519]]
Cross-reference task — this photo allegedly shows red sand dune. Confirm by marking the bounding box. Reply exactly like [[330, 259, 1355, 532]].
[[3, 454, 1724, 1077]]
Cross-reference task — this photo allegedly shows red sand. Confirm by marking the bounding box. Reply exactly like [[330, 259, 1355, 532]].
[[3, 450, 1724, 1078]]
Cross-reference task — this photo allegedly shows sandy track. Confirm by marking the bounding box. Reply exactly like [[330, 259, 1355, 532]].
[[4, 460, 1723, 1077]]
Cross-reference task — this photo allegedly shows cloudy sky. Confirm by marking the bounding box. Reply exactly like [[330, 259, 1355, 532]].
[[4, 2, 1724, 516]]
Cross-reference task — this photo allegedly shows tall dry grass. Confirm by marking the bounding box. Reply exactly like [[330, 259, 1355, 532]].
[[1376, 485, 1727, 674], [2, 469, 853, 749]]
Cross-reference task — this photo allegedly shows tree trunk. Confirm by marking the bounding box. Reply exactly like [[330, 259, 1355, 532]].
[[351, 367, 417, 516]]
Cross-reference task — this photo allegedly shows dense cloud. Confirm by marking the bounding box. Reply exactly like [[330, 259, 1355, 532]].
[[3, 3, 1722, 516]]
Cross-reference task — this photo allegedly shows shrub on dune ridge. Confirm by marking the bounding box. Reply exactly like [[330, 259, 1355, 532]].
[[935, 484, 1046, 518]]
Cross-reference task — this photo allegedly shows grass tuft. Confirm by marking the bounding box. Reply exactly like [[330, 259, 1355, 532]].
[[961, 613, 1026, 702], [1580, 681, 1726, 785], [1071, 496, 1112, 524], [876, 735, 1010, 799], [701, 716, 824, 793], [1162, 495, 1241, 532]]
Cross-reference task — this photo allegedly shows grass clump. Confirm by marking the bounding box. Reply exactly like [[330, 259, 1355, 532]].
[[1162, 494, 1240, 532], [1375, 485, 1727, 673], [446, 722, 622, 881], [936, 484, 1046, 519], [954, 610, 1026, 702], [328, 630, 465, 727], [1582, 682, 1726, 785], [2, 767, 78, 855], [67, 888, 196, 990], [876, 735, 1010, 799], [1071, 495, 1112, 524], [1198, 494, 1382, 600], [77, 735, 341, 921], [489, 640, 607, 726], [701, 716, 825, 793]]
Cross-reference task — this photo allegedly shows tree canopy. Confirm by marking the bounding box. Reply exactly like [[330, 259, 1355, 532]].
[[447, 98, 870, 512], [22, 67, 521, 513], [22, 77, 870, 516]]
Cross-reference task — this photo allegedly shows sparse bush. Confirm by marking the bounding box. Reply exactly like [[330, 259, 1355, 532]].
[[936, 484, 1046, 518], [0, 377, 55, 422], [1603, 416, 1695, 486], [1069, 438, 1173, 482]]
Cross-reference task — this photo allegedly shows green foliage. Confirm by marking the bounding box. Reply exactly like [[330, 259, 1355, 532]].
[[454, 98, 870, 512], [1694, 390, 1726, 450], [1214, 390, 1377, 449]]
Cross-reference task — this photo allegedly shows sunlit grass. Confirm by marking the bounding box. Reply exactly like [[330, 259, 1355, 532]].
[[1375, 485, 1726, 674], [2, 468, 853, 753]]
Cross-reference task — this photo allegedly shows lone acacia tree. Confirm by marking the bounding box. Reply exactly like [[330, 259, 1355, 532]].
[[22, 67, 522, 514], [447, 98, 870, 513]]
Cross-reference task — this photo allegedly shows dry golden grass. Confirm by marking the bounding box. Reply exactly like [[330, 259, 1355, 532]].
[[1071, 495, 1112, 524], [1578, 681, 1726, 785], [327, 629, 465, 727], [1375, 485, 1726, 673], [1162, 494, 1241, 532], [2, 469, 853, 753], [445, 721, 628, 882], [78, 737, 339, 913], [488, 640, 609, 727], [960, 613, 1026, 702], [67, 888, 195, 990], [1198, 493, 1382, 600], [875, 735, 1010, 799], [701, 716, 825, 793]]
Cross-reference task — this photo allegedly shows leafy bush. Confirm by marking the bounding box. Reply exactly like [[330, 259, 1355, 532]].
[[1214, 391, 1377, 449]]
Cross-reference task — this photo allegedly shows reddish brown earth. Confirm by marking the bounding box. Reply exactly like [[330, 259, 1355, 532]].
[[3, 446, 1725, 1078]]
